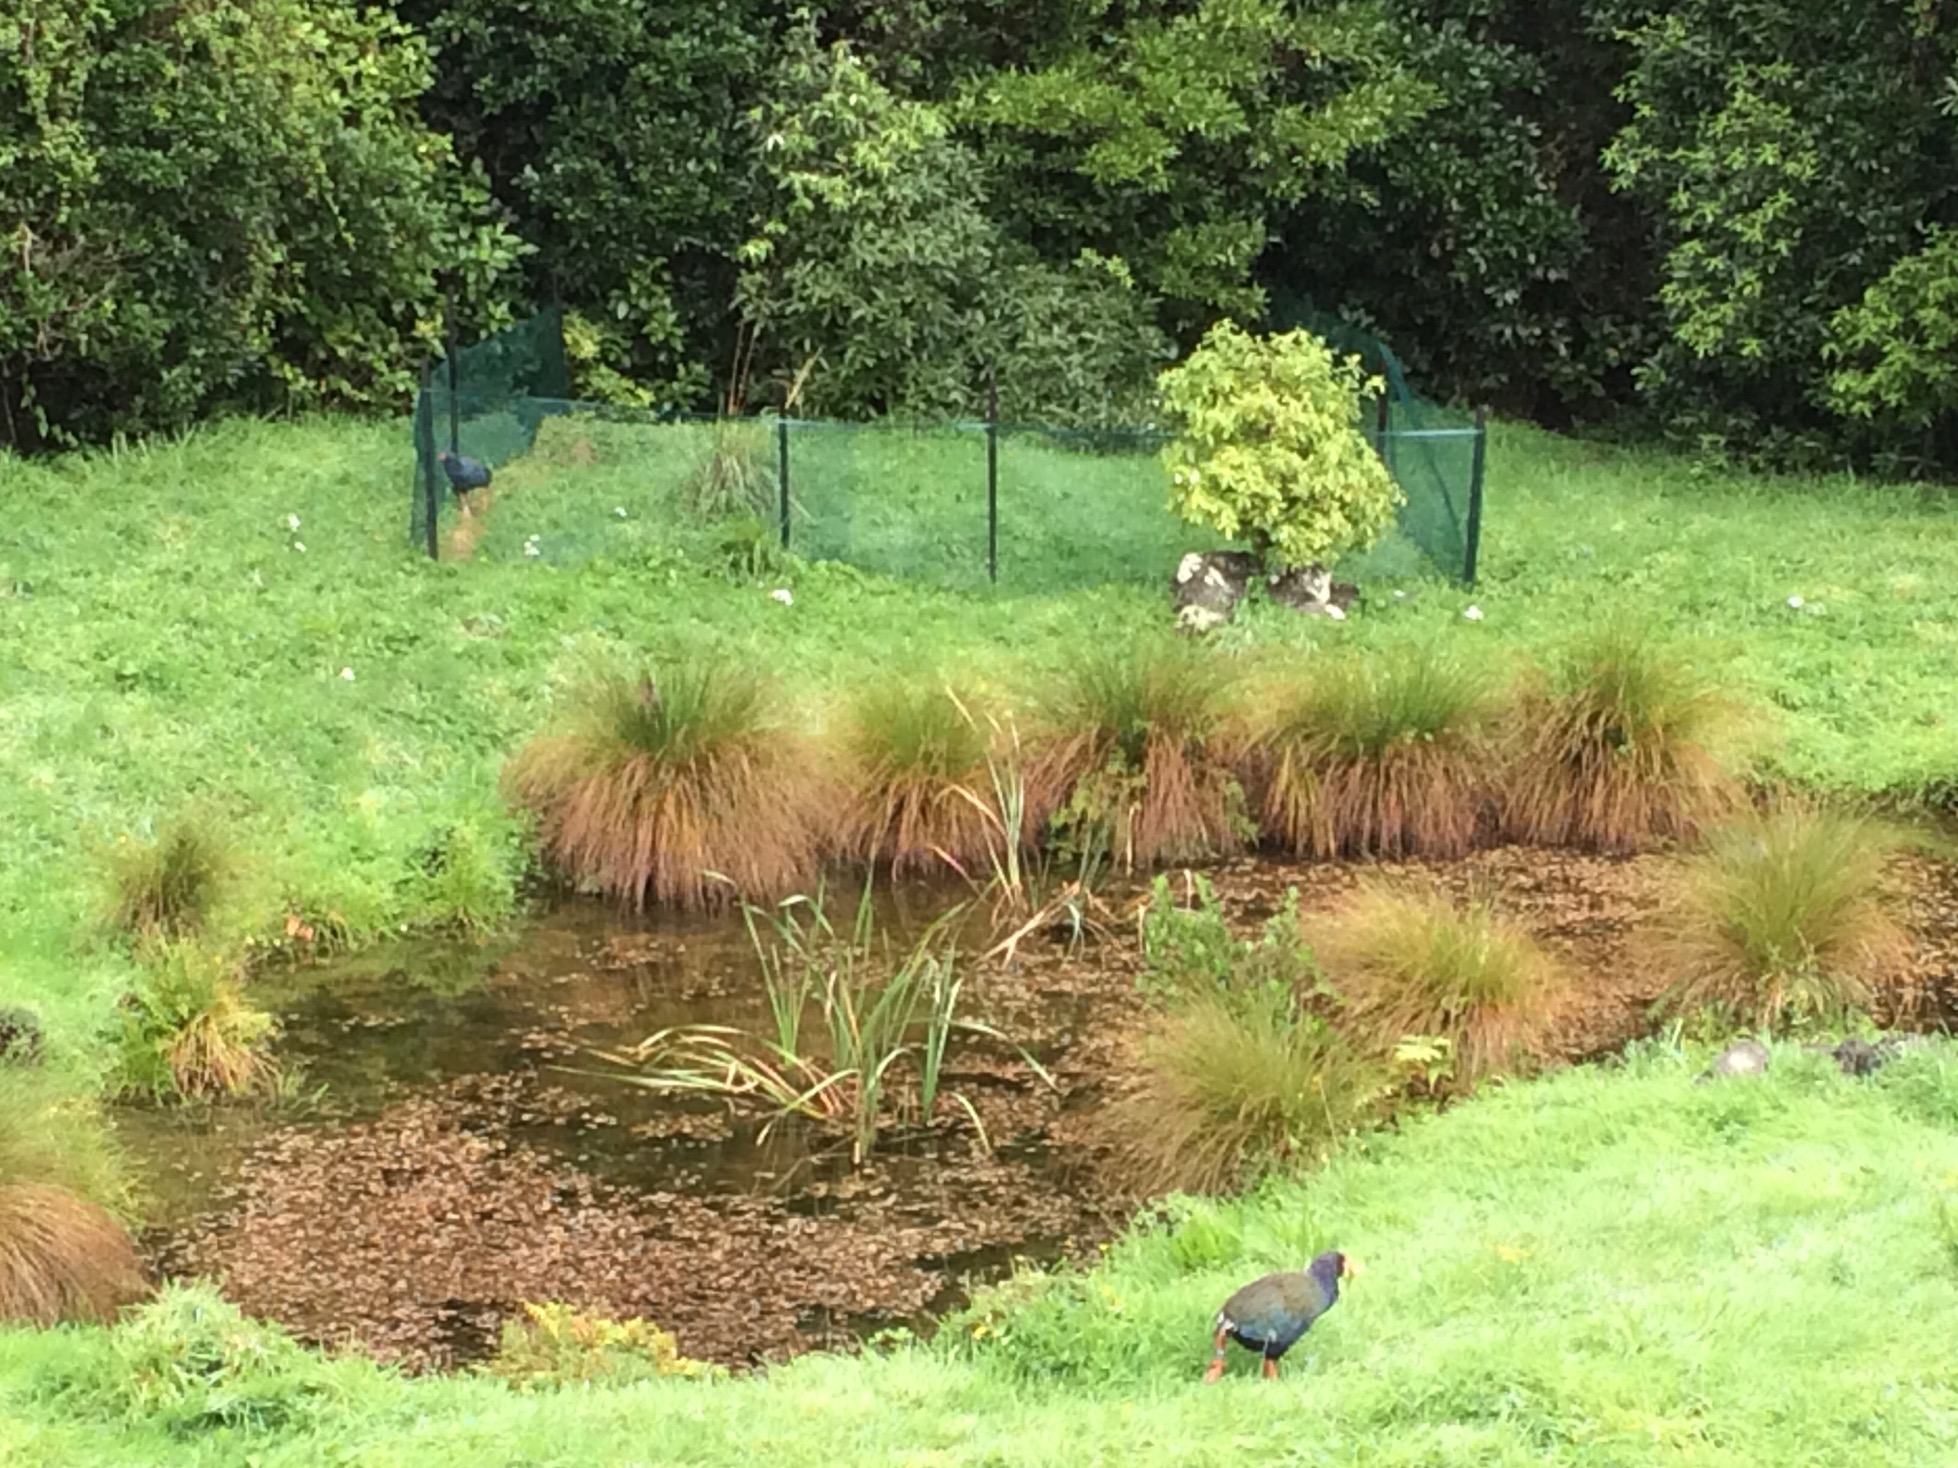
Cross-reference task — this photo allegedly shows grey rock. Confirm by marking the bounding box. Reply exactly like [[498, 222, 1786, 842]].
[[1694, 1038, 1769, 1084]]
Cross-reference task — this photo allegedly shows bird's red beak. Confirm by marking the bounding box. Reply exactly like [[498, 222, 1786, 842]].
[[1341, 1256, 1362, 1280]]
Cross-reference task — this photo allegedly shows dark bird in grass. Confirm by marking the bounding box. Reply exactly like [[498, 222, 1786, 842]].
[[1204, 1251, 1358, 1382], [437, 450, 492, 512]]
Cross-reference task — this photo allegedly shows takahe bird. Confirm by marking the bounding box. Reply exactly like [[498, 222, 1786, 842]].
[[1203, 1250, 1357, 1382], [437, 450, 492, 512]]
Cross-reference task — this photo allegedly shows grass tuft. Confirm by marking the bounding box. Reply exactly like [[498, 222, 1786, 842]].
[[114, 942, 281, 1104], [1311, 882, 1571, 1090], [834, 682, 1000, 875], [1501, 623, 1745, 852], [1247, 646, 1498, 859], [1102, 990, 1384, 1196], [1655, 805, 1909, 1031], [100, 808, 231, 940], [1034, 638, 1247, 869], [0, 1183, 146, 1326], [503, 659, 832, 910]]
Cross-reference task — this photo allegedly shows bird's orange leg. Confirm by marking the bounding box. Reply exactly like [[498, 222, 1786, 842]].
[[1262, 1357, 1281, 1382], [1203, 1329, 1229, 1382]]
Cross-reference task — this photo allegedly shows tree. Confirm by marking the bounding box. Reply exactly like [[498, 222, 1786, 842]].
[[1160, 321, 1400, 570], [0, 0, 521, 449]]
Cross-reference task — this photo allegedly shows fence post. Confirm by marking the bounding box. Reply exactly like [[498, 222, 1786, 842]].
[[776, 416, 791, 550], [1464, 405, 1488, 585], [444, 285, 460, 457], [417, 362, 439, 562], [986, 363, 999, 585], [1375, 390, 1395, 480]]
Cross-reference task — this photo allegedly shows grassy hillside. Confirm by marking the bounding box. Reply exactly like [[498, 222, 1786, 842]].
[[5, 1040, 1958, 1465], [2, 413, 1955, 1058]]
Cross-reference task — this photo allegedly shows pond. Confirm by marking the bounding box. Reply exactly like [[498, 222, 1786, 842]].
[[116, 881, 1148, 1372], [113, 845, 1958, 1373]]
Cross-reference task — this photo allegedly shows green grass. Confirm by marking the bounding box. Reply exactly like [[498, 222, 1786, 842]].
[[5, 1042, 1958, 1462]]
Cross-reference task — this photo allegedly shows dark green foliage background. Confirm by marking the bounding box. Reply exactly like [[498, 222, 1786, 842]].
[[6, 0, 1958, 467]]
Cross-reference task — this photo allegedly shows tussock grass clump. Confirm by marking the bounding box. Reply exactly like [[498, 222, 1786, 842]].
[[102, 808, 231, 939], [1503, 624, 1744, 851], [1247, 647, 1499, 859], [1035, 638, 1246, 869], [835, 682, 1001, 875], [681, 421, 775, 522], [1104, 991, 1383, 1195], [503, 660, 831, 910], [1312, 883, 1570, 1090], [115, 942, 280, 1104], [0, 1183, 146, 1326], [1656, 806, 1908, 1031], [0, 1069, 128, 1208]]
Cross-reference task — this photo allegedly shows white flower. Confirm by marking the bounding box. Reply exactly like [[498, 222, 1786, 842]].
[[615, 506, 629, 519], [285, 513, 301, 532], [524, 542, 541, 558], [1462, 604, 1484, 622], [1392, 589, 1408, 601], [338, 667, 355, 682], [1786, 595, 1804, 609], [292, 541, 306, 553], [770, 587, 794, 606]]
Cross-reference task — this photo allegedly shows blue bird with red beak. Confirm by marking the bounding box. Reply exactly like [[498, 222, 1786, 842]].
[[437, 450, 492, 513], [1204, 1250, 1359, 1381]]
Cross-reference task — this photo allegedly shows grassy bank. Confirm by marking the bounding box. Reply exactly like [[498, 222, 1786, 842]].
[[4, 1040, 1957, 1464], [2, 414, 1956, 1056]]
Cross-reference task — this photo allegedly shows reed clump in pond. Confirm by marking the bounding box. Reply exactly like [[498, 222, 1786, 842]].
[[1243, 645, 1499, 860], [504, 658, 833, 910], [1033, 637, 1249, 870], [113, 941, 281, 1105]]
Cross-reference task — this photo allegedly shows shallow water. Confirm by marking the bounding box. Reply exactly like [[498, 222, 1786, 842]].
[[115, 882, 1136, 1370]]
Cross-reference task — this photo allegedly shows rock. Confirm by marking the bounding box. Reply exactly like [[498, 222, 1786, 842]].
[[0, 1007, 43, 1067], [1802, 1033, 1930, 1077], [1694, 1038, 1769, 1084], [1267, 564, 1359, 616], [1170, 551, 1260, 632]]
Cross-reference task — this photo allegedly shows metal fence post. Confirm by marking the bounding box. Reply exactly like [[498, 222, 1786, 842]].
[[776, 416, 791, 550], [1464, 405, 1488, 585], [444, 286, 460, 457], [417, 362, 439, 561], [986, 363, 999, 585]]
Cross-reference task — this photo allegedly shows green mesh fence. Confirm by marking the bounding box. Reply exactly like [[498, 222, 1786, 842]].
[[412, 310, 1485, 591]]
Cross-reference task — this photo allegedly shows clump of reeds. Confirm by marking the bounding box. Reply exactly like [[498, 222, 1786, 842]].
[[834, 682, 1001, 875], [1245, 646, 1498, 859], [1310, 882, 1570, 1090], [114, 942, 281, 1104], [102, 807, 231, 939], [503, 658, 833, 910], [1033, 637, 1247, 869], [1502, 623, 1744, 852], [0, 1183, 146, 1326], [1655, 805, 1908, 1031]]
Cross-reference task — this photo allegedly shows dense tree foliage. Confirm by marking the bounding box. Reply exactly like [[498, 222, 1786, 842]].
[[7, 0, 1958, 470]]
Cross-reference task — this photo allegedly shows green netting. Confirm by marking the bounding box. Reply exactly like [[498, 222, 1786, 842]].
[[412, 310, 1485, 590]]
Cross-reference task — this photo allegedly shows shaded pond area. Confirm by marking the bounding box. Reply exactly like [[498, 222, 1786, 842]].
[[112, 847, 1958, 1374]]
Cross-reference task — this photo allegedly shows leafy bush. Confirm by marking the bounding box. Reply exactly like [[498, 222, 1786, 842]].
[[0, 1183, 146, 1327], [1103, 989, 1385, 1195], [835, 682, 999, 875], [485, 1301, 716, 1390], [64, 1282, 343, 1435], [1248, 646, 1499, 859], [503, 659, 834, 910], [101, 808, 231, 940], [1034, 638, 1248, 869], [0, 0, 521, 449], [1158, 321, 1402, 571], [1502, 624, 1744, 852], [1655, 807, 1908, 1031], [113, 943, 280, 1105], [1138, 873, 1316, 1013], [1311, 882, 1569, 1090]]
